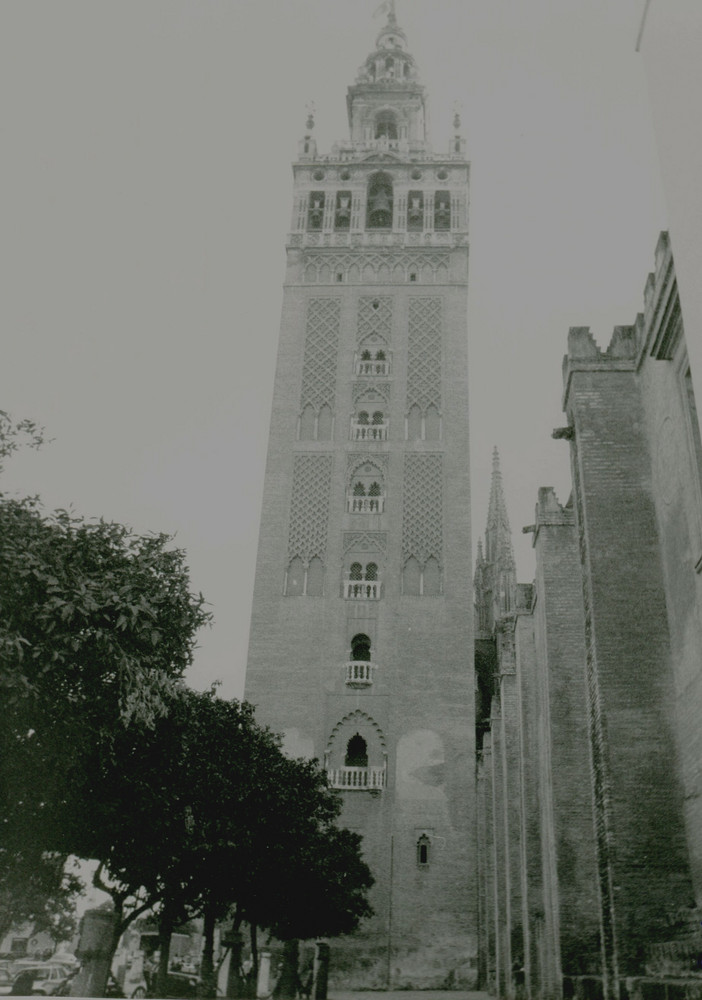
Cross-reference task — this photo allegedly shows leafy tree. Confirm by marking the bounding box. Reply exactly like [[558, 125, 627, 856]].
[[0, 495, 210, 966], [73, 688, 373, 997]]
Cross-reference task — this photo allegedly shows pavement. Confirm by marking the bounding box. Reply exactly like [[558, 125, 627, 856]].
[[330, 992, 493, 1000]]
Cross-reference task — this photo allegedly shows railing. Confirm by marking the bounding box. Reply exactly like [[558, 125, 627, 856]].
[[350, 421, 388, 441], [355, 360, 390, 376], [345, 661, 374, 687], [346, 495, 385, 514], [326, 766, 386, 790], [344, 579, 380, 600]]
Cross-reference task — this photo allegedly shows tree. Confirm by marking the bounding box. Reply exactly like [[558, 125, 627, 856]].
[[0, 496, 210, 966], [71, 687, 373, 998]]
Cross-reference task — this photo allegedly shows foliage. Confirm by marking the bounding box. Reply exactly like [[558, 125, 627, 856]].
[[74, 687, 372, 990], [0, 410, 47, 473], [0, 494, 211, 942], [0, 850, 80, 944]]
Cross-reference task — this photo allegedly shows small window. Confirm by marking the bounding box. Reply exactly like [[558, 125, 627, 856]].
[[371, 411, 384, 425], [345, 734, 368, 767], [410, 272, 417, 282], [350, 562, 363, 581], [434, 191, 450, 230], [365, 562, 378, 581], [308, 192, 325, 230], [417, 835, 431, 867], [351, 634, 371, 661], [335, 190, 352, 230], [336, 272, 343, 282], [407, 191, 423, 231]]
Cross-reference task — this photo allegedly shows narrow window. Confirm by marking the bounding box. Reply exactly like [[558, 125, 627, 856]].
[[351, 634, 371, 661], [335, 191, 352, 230], [349, 562, 363, 581], [434, 191, 450, 230], [417, 835, 430, 867], [306, 556, 324, 597], [365, 562, 378, 581], [307, 192, 325, 230], [345, 734, 368, 768], [285, 557, 304, 596]]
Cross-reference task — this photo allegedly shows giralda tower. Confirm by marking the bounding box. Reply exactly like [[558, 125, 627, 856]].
[[244, 4, 475, 987]]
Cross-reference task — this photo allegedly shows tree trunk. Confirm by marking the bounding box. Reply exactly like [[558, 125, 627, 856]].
[[70, 906, 122, 998], [156, 909, 175, 999], [272, 940, 300, 1000], [250, 923, 259, 990], [199, 906, 217, 998], [312, 940, 330, 1000], [224, 925, 245, 999]]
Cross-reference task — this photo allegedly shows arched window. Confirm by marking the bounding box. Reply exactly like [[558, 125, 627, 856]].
[[368, 481, 381, 497], [351, 634, 371, 661], [308, 192, 325, 231], [407, 190, 424, 231], [349, 562, 363, 581], [285, 557, 304, 596], [299, 404, 315, 440], [306, 557, 324, 597], [353, 482, 366, 496], [375, 110, 397, 139], [434, 191, 450, 231], [357, 411, 369, 425], [361, 348, 372, 361], [423, 557, 441, 596], [403, 556, 421, 595], [345, 734, 368, 767], [365, 563, 378, 581], [407, 404, 422, 440], [425, 404, 440, 440], [317, 404, 333, 440], [417, 835, 431, 867], [334, 191, 352, 230], [372, 411, 384, 425], [367, 173, 393, 229], [375, 349, 386, 361]]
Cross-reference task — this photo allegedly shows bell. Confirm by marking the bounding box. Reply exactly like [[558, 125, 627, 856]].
[[370, 190, 391, 215]]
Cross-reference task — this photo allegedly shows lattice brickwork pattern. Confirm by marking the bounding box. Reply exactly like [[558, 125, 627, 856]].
[[407, 298, 442, 411], [288, 454, 333, 562], [402, 454, 443, 565], [343, 531, 387, 556], [357, 297, 392, 344], [300, 299, 341, 411]]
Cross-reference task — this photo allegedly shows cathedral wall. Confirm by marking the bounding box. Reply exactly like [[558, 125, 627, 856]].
[[531, 494, 600, 982], [635, 309, 702, 907], [564, 352, 695, 976]]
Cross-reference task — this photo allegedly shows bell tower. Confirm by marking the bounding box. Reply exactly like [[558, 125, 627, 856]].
[[245, 4, 475, 988]]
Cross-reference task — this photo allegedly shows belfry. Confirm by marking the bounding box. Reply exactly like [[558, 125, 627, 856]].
[[244, 4, 476, 987]]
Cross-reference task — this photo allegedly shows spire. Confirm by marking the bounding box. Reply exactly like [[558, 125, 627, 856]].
[[486, 448, 514, 566], [476, 448, 517, 631]]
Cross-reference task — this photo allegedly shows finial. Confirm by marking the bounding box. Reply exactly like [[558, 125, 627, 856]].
[[492, 446, 501, 474], [453, 100, 463, 132], [305, 101, 316, 132], [374, 0, 397, 25]]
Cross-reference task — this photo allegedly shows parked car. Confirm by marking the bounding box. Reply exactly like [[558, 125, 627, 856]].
[[9, 962, 72, 996], [0, 964, 12, 996]]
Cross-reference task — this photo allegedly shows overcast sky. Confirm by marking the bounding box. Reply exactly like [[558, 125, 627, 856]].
[[0, 0, 666, 700]]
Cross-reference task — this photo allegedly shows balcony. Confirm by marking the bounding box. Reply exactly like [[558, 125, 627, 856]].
[[347, 495, 385, 514], [344, 579, 381, 600], [326, 766, 386, 790], [350, 421, 388, 442], [345, 661, 374, 688], [355, 359, 390, 377]]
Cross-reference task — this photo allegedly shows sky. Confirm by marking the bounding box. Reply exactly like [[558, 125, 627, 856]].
[[0, 0, 666, 701]]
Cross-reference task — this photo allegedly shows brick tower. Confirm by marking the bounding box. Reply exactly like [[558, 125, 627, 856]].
[[244, 4, 475, 987]]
